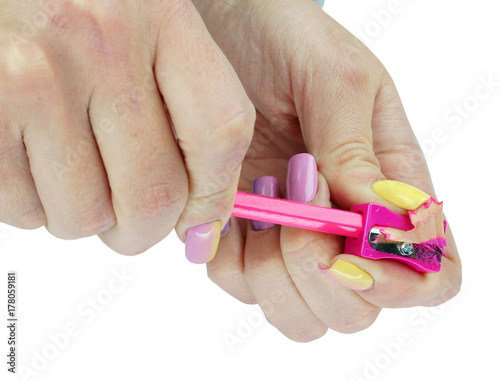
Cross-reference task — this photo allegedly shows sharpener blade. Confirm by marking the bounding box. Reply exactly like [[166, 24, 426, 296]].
[[369, 227, 442, 264]]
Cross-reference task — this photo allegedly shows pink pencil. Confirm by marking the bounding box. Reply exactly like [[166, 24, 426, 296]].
[[233, 191, 363, 238], [232, 191, 443, 273]]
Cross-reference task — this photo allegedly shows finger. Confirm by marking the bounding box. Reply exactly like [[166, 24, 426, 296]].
[[243, 176, 327, 341], [319, 245, 461, 308], [206, 217, 256, 304], [153, 0, 255, 263], [0, 134, 45, 229], [206, 134, 289, 306], [0, 51, 44, 229], [90, 66, 187, 255], [281, 154, 381, 333], [5, 40, 116, 238], [0, 41, 43, 229], [23, 111, 116, 239]]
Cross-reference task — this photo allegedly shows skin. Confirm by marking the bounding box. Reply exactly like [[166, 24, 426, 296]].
[[193, 0, 462, 341], [0, 0, 462, 342], [0, 0, 255, 253]]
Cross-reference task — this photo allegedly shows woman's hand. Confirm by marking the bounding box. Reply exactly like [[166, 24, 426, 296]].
[[194, 0, 462, 341], [0, 0, 255, 258]]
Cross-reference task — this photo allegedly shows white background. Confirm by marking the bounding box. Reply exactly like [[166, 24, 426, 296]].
[[1, 0, 499, 380]]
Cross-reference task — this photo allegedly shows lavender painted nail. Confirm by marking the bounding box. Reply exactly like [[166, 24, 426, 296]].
[[221, 220, 230, 236], [185, 221, 221, 264], [251, 176, 280, 231], [286, 153, 318, 203]]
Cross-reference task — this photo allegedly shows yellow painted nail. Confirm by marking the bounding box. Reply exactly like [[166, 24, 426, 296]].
[[319, 260, 374, 291], [372, 180, 430, 210]]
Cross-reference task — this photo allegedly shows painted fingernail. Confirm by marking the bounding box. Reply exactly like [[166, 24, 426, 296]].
[[221, 220, 230, 236], [319, 260, 374, 291], [185, 221, 221, 264], [372, 180, 430, 210], [251, 176, 280, 231], [286, 153, 318, 203]]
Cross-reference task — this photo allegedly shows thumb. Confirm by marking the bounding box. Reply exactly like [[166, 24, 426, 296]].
[[316, 141, 385, 210], [297, 49, 388, 209], [302, 68, 424, 211], [305, 101, 387, 210]]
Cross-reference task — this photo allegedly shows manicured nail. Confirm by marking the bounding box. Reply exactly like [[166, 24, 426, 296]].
[[319, 260, 374, 291], [221, 220, 230, 236], [286, 153, 318, 203], [372, 180, 430, 210], [251, 176, 280, 231], [185, 221, 221, 264]]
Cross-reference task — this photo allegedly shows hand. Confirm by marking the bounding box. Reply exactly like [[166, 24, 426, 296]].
[[0, 0, 255, 258], [194, 0, 462, 341]]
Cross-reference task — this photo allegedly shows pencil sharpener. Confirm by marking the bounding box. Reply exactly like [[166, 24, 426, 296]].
[[345, 203, 443, 273]]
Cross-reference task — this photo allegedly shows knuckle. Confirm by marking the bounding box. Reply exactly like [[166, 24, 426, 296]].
[[207, 263, 242, 289], [108, 241, 150, 257], [448, 277, 462, 300], [127, 182, 187, 223], [189, 187, 234, 215], [280, 320, 328, 343], [281, 234, 334, 257], [183, 107, 255, 206], [49, 197, 116, 239], [322, 138, 379, 171], [244, 257, 285, 280], [100, 82, 150, 128], [192, 106, 255, 157], [221, 104, 256, 144], [6, 203, 47, 230], [49, 1, 137, 69], [206, 255, 258, 304], [338, 58, 370, 92], [334, 42, 377, 93], [378, 145, 428, 183], [0, 166, 46, 229], [427, 276, 462, 307], [331, 307, 380, 334], [16, 204, 46, 229], [1, 39, 56, 100]]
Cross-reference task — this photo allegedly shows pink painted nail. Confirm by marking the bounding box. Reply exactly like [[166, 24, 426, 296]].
[[251, 176, 281, 231], [185, 221, 221, 264], [286, 153, 318, 203]]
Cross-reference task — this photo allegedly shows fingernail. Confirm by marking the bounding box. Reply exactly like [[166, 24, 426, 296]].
[[185, 221, 221, 264], [251, 176, 280, 231], [286, 153, 318, 203], [372, 180, 430, 210], [221, 220, 230, 236], [319, 260, 374, 291]]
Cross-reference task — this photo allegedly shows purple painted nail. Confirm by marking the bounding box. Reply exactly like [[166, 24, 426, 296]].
[[185, 221, 221, 264], [251, 176, 280, 231], [286, 153, 318, 203], [221, 220, 230, 236]]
